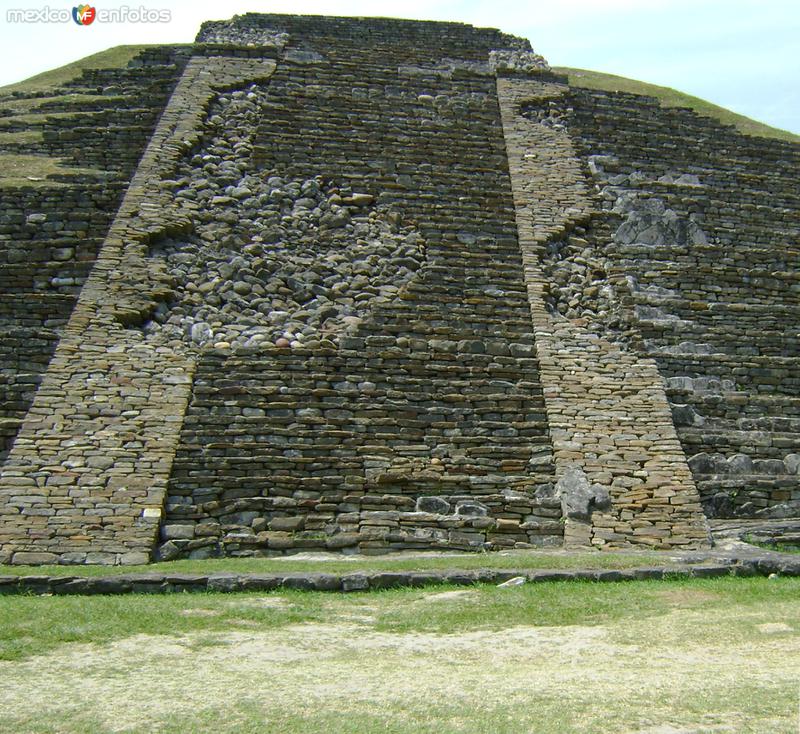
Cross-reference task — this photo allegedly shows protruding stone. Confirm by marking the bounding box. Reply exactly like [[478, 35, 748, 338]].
[[555, 467, 611, 521], [12, 552, 58, 565], [455, 501, 488, 518], [161, 524, 195, 540], [415, 496, 451, 514]]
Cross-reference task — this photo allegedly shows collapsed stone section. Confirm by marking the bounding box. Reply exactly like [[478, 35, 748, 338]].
[[197, 20, 289, 49], [149, 177, 424, 349], [489, 49, 550, 74], [538, 216, 627, 336], [147, 84, 425, 350]]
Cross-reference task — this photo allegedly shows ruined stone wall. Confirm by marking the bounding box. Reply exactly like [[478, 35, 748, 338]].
[[0, 54, 276, 564], [162, 16, 561, 559], [0, 48, 190, 465], [2, 13, 796, 564], [497, 78, 710, 548], [566, 89, 800, 520], [0, 18, 562, 565]]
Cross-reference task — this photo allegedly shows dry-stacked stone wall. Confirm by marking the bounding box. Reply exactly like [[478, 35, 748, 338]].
[[0, 48, 190, 465], [565, 89, 800, 520], [497, 78, 710, 549], [161, 15, 562, 559], [0, 55, 277, 564], [1, 12, 795, 564]]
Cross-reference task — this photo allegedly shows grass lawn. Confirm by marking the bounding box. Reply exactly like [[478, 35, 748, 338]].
[[0, 93, 125, 113], [0, 576, 797, 733]]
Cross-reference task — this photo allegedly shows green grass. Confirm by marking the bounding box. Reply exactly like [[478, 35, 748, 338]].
[[0, 548, 679, 577], [0, 576, 794, 662], [0, 577, 796, 733], [0, 130, 43, 144], [557, 66, 800, 143], [0, 589, 328, 661], [743, 536, 800, 554], [0, 93, 123, 112], [0, 110, 104, 126], [0, 153, 104, 187], [0, 45, 164, 95]]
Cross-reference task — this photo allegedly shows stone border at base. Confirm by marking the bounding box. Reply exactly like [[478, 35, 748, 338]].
[[1, 555, 796, 595]]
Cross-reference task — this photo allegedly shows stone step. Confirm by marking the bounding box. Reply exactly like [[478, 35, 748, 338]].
[[169, 469, 556, 486], [630, 289, 800, 311], [649, 355, 800, 396], [167, 495, 562, 517], [174, 436, 553, 454], [681, 429, 800, 459], [667, 392, 800, 420], [696, 476, 798, 519], [0, 416, 22, 434], [0, 262, 95, 291], [156, 484, 564, 557]]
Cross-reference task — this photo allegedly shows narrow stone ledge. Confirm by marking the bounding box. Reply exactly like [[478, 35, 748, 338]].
[[0, 558, 794, 595]]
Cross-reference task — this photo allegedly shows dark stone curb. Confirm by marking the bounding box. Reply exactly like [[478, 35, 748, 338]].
[[1, 558, 798, 596]]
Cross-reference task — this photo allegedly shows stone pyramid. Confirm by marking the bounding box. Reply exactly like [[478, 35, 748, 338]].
[[1, 14, 797, 565]]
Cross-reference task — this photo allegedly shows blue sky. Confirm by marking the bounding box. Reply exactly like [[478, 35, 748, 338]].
[[0, 0, 798, 134]]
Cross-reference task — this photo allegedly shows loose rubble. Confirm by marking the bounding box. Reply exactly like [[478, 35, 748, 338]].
[[147, 85, 425, 350]]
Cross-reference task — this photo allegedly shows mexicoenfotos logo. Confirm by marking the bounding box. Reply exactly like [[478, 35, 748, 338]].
[[72, 5, 96, 25], [6, 5, 171, 24]]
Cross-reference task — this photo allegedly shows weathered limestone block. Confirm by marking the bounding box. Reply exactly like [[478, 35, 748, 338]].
[[555, 467, 611, 521]]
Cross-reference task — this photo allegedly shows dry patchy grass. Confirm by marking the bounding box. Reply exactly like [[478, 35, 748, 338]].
[[0, 577, 797, 733]]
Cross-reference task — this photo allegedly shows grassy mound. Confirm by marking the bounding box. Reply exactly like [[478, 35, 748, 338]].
[[0, 45, 160, 95], [557, 66, 799, 143]]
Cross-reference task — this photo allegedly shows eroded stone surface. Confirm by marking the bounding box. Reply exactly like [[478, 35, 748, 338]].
[[1, 12, 797, 564], [146, 81, 426, 350]]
